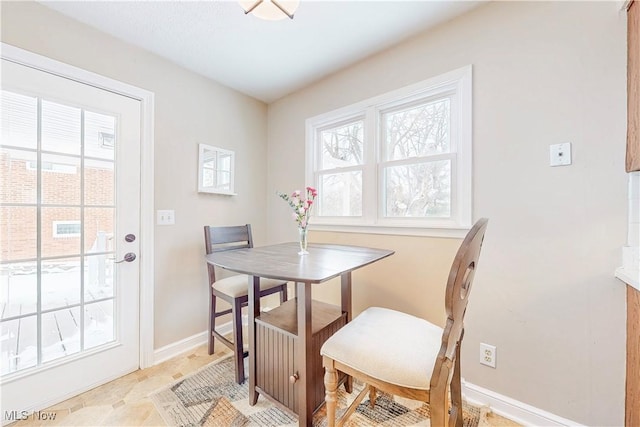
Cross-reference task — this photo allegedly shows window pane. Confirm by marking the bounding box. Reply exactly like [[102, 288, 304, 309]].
[[41, 100, 81, 155], [1, 315, 37, 374], [42, 307, 81, 363], [319, 171, 362, 216], [1, 262, 38, 319], [384, 160, 451, 218], [0, 148, 37, 204], [85, 255, 114, 301], [41, 153, 81, 206], [42, 207, 81, 258], [1, 90, 37, 149], [85, 208, 114, 254], [84, 111, 115, 160], [383, 98, 450, 161], [85, 159, 114, 206], [1, 207, 37, 261], [321, 121, 364, 168], [84, 300, 114, 350], [42, 257, 81, 311]]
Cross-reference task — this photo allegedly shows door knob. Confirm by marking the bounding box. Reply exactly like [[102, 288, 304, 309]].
[[114, 252, 136, 263]]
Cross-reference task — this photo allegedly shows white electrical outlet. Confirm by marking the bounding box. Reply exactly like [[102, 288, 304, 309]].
[[480, 343, 496, 368], [156, 210, 175, 225]]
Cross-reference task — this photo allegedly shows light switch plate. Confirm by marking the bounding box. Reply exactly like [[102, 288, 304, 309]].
[[157, 210, 175, 225], [550, 142, 572, 167]]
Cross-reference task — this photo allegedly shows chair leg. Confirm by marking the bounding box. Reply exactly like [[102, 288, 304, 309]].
[[324, 359, 338, 427], [280, 284, 288, 304], [368, 386, 377, 408], [232, 298, 245, 384], [430, 370, 449, 427], [208, 290, 216, 355], [450, 344, 463, 427]]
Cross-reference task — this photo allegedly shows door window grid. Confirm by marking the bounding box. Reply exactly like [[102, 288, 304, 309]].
[[1, 89, 117, 375]]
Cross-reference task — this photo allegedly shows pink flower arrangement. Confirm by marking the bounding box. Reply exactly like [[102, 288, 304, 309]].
[[277, 187, 318, 229]]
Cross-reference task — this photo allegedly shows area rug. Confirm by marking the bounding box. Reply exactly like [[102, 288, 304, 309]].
[[150, 355, 486, 427]]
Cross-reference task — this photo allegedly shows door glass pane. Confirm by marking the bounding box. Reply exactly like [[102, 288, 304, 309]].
[[41, 100, 81, 155], [85, 255, 114, 301], [1, 90, 37, 149], [84, 111, 115, 160], [84, 300, 114, 350], [1, 315, 37, 374], [383, 98, 450, 161], [1, 261, 38, 319], [0, 148, 37, 204], [1, 207, 37, 261], [85, 159, 114, 206], [320, 121, 364, 168], [0, 79, 129, 378], [319, 171, 362, 216], [41, 307, 81, 363], [384, 160, 451, 218], [41, 257, 81, 311], [41, 153, 81, 206], [85, 208, 114, 254], [41, 207, 81, 258]]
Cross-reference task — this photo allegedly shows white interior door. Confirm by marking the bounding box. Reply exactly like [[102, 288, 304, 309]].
[[0, 58, 141, 420]]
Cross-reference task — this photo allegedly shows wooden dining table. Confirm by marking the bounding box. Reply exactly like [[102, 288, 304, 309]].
[[206, 241, 394, 426]]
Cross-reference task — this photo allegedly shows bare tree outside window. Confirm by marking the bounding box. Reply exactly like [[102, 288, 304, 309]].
[[318, 121, 363, 216], [383, 99, 452, 218]]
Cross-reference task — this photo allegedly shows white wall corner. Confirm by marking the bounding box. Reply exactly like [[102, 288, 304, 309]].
[[461, 379, 585, 427]]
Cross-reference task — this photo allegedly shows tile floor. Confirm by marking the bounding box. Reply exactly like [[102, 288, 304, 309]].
[[8, 344, 520, 426]]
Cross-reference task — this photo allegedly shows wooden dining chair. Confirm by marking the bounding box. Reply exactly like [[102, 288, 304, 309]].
[[204, 224, 288, 384], [321, 218, 489, 427]]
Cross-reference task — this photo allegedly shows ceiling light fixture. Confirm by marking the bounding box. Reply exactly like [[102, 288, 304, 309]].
[[239, 0, 299, 20]]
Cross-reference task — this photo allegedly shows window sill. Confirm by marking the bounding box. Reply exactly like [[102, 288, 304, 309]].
[[616, 245, 640, 290], [310, 223, 470, 238], [615, 266, 639, 291]]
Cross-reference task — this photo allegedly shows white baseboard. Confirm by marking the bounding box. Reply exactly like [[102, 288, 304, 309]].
[[152, 321, 233, 365], [462, 379, 584, 426]]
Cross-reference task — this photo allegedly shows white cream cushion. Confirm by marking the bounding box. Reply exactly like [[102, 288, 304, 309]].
[[320, 307, 444, 390], [212, 274, 286, 298]]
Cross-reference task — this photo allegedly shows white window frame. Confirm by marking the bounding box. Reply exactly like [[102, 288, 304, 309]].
[[305, 65, 472, 238]]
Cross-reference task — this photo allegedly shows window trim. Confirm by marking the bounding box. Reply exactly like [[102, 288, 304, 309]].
[[305, 65, 472, 237]]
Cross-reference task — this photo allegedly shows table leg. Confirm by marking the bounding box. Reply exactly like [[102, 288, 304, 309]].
[[296, 281, 313, 426], [248, 275, 261, 405], [341, 273, 353, 393]]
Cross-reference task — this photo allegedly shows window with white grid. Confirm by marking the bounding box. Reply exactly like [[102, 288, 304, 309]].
[[306, 66, 472, 235]]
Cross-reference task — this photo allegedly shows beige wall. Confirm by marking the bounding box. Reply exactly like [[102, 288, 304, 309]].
[[1, 1, 270, 348], [267, 2, 628, 424], [1, 0, 630, 424]]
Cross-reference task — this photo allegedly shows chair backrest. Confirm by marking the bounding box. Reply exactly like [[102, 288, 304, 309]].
[[430, 218, 488, 388], [204, 224, 254, 284], [204, 224, 254, 254]]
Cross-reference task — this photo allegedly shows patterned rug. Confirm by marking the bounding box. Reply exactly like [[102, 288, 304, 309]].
[[150, 355, 486, 426]]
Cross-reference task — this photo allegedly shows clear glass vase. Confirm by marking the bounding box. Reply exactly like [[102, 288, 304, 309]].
[[298, 227, 309, 255]]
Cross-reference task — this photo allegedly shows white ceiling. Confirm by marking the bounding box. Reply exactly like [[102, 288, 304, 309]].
[[40, 1, 482, 103]]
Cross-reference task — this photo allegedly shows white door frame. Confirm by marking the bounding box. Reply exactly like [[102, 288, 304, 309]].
[[1, 42, 156, 370]]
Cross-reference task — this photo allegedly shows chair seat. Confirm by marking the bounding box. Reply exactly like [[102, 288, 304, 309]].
[[212, 274, 287, 298], [321, 307, 443, 390]]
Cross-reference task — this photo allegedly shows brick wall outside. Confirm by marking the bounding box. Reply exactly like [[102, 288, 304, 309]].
[[1, 151, 114, 262]]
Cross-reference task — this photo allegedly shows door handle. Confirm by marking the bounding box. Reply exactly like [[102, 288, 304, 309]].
[[114, 252, 136, 264]]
